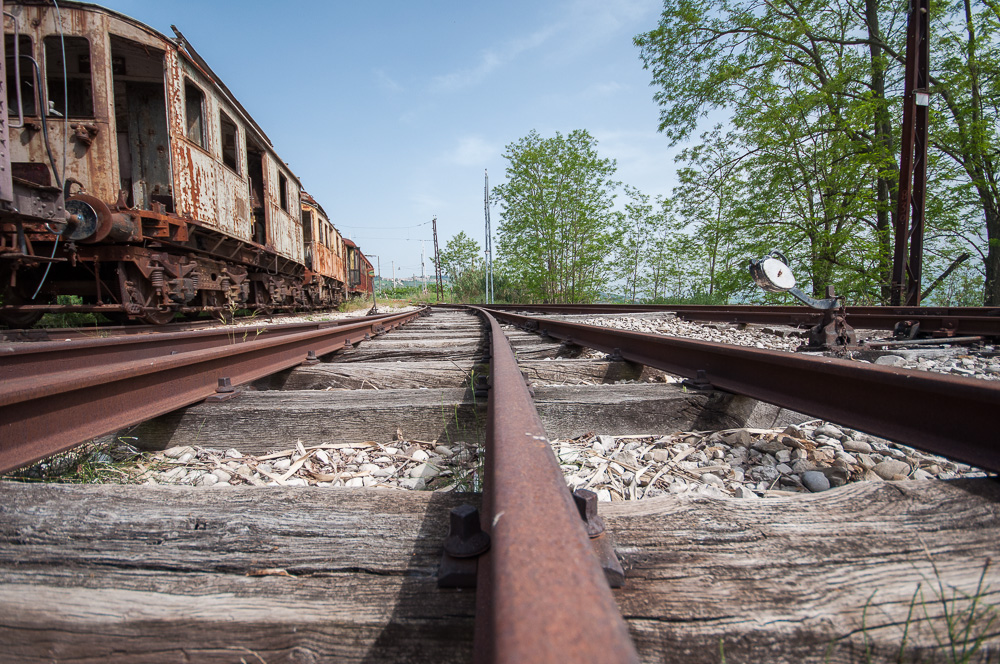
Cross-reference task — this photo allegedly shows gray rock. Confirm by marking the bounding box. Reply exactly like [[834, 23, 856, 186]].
[[752, 438, 788, 454], [197, 473, 219, 487], [409, 463, 440, 479], [225, 448, 243, 459], [912, 468, 935, 480], [701, 473, 724, 487], [874, 355, 905, 366], [649, 449, 672, 463], [791, 459, 815, 473], [801, 470, 831, 492], [723, 429, 753, 447], [734, 486, 759, 499], [782, 424, 804, 438], [873, 459, 911, 480], [163, 445, 195, 459], [842, 439, 872, 454], [775, 463, 793, 475], [212, 469, 232, 483], [814, 424, 845, 439]]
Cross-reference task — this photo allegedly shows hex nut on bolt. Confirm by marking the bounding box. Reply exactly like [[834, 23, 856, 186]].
[[444, 504, 490, 558]]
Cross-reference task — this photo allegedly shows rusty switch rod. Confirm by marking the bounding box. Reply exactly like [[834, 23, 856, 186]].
[[472, 307, 638, 664]]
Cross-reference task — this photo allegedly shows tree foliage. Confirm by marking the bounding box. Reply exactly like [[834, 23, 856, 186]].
[[635, 0, 1000, 304], [493, 130, 619, 303], [437, 231, 482, 281]]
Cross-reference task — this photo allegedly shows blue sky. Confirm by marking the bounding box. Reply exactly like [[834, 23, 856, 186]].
[[95, 0, 678, 282]]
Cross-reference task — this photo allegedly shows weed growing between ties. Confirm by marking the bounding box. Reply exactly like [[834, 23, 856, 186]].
[[2, 435, 158, 484], [217, 301, 266, 344], [856, 557, 998, 664]]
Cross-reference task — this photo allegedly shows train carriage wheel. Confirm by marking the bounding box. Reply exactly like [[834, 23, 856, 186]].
[[118, 262, 175, 325], [0, 286, 44, 327]]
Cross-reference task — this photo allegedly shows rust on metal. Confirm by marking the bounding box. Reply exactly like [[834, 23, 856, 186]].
[[0, 307, 424, 473], [484, 309, 1000, 475], [472, 307, 639, 664], [477, 303, 1000, 339]]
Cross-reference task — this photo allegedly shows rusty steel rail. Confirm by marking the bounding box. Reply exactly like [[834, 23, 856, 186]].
[[471, 306, 638, 663], [484, 308, 1000, 474], [0, 310, 388, 342], [475, 303, 1000, 337], [0, 311, 407, 381], [0, 308, 426, 473]]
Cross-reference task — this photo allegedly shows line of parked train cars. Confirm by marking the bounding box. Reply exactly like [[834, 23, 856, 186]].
[[0, 0, 373, 326]]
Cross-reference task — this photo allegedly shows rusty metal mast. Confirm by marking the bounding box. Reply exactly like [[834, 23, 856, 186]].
[[890, 0, 931, 305], [432, 216, 443, 301]]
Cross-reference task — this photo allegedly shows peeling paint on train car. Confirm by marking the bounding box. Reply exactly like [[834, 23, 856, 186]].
[[3, 5, 117, 200], [263, 154, 303, 262], [302, 197, 345, 283]]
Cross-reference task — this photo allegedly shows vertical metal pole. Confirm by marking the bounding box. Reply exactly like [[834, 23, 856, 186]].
[[432, 217, 444, 301], [485, 170, 494, 304], [891, 0, 930, 305]]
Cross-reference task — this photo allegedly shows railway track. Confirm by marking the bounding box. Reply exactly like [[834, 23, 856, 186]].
[[481, 302, 1000, 338], [1, 305, 998, 662]]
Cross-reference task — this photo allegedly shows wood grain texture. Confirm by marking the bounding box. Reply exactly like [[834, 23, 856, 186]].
[[0, 483, 477, 663], [605, 478, 1000, 663], [257, 359, 666, 391], [2, 480, 996, 663], [128, 384, 755, 453]]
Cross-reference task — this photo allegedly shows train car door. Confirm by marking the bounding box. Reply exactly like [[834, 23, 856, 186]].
[[246, 135, 267, 245], [110, 36, 171, 210]]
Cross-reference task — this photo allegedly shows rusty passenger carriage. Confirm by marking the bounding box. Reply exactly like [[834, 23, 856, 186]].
[[0, 0, 369, 326]]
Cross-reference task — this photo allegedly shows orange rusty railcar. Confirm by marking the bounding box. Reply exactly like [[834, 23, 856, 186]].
[[343, 238, 373, 298], [300, 192, 346, 307], [0, 1, 328, 324]]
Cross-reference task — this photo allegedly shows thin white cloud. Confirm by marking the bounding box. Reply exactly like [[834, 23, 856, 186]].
[[431, 24, 559, 91], [374, 68, 402, 93]]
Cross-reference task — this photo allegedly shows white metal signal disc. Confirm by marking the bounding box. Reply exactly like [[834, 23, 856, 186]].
[[761, 257, 795, 291]]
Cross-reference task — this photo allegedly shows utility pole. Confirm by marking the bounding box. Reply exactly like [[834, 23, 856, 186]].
[[421, 240, 426, 293], [432, 216, 444, 301], [391, 260, 395, 288], [891, 0, 930, 305], [484, 169, 494, 304], [376, 255, 381, 293]]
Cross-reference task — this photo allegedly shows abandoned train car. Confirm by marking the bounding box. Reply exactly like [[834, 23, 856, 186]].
[[0, 1, 369, 325], [300, 192, 348, 306]]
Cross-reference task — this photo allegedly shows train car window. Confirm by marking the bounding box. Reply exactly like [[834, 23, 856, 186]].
[[184, 80, 205, 148], [6, 35, 37, 116], [219, 111, 239, 173], [44, 36, 93, 118], [279, 172, 289, 212], [302, 210, 312, 243]]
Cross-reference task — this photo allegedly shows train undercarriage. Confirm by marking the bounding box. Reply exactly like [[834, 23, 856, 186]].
[[0, 203, 345, 327]]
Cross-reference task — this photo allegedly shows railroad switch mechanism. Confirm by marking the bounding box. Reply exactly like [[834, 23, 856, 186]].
[[437, 504, 490, 589], [750, 250, 858, 352], [574, 489, 625, 588]]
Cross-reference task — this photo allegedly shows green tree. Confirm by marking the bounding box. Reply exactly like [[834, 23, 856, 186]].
[[493, 130, 619, 303], [612, 187, 660, 303], [438, 231, 482, 282], [636, 0, 1000, 304]]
